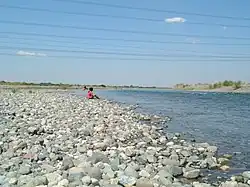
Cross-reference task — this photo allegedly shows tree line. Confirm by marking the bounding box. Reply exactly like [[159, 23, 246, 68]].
[[209, 80, 242, 89]]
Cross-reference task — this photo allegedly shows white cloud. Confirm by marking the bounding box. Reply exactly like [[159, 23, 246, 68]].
[[16, 50, 47, 57], [165, 17, 186, 23], [223, 26, 227, 30]]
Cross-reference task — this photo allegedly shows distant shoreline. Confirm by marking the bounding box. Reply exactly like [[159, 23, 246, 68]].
[[175, 86, 250, 94], [1, 80, 250, 93], [1, 84, 250, 93]]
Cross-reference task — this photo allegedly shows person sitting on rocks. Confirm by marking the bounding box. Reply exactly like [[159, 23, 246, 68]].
[[87, 87, 99, 99]]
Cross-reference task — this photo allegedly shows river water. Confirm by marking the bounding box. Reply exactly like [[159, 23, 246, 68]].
[[74, 89, 250, 171]]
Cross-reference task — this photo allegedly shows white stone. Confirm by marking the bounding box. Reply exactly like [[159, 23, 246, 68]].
[[139, 170, 150, 177], [166, 142, 174, 146], [197, 147, 205, 153], [57, 179, 69, 187]]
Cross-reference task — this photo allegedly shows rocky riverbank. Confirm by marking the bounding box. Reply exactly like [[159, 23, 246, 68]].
[[0, 89, 249, 187]]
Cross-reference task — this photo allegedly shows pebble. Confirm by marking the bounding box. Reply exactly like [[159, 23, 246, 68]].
[[118, 175, 137, 186], [8, 178, 18, 185], [166, 142, 174, 146], [45, 172, 63, 185], [136, 178, 154, 187], [57, 179, 69, 187], [18, 165, 31, 175], [33, 176, 48, 186], [125, 165, 138, 178], [87, 167, 103, 180], [147, 155, 157, 163], [82, 176, 91, 185], [242, 171, 250, 179], [139, 170, 150, 177], [0, 175, 6, 185], [183, 168, 201, 179], [220, 165, 230, 171]]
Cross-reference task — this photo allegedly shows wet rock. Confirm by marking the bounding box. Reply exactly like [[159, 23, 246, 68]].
[[218, 157, 230, 165], [220, 165, 230, 171], [223, 154, 233, 160], [183, 168, 201, 179], [197, 147, 206, 153], [220, 181, 238, 187], [193, 182, 213, 187], [231, 175, 245, 183], [207, 146, 218, 153], [242, 171, 250, 179], [205, 157, 218, 169]]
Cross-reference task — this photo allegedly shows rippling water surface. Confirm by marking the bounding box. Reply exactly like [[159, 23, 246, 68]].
[[75, 89, 250, 170]]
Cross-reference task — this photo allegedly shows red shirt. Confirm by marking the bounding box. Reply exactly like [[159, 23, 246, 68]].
[[87, 91, 94, 99]]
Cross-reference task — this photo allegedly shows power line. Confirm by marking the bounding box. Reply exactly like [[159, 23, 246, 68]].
[[1, 45, 250, 59], [0, 31, 249, 48], [1, 20, 250, 41], [0, 52, 249, 62], [1, 37, 250, 57], [52, 0, 250, 21], [1, 5, 250, 28]]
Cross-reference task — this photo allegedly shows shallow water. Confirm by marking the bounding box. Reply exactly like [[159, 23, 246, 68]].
[[74, 89, 250, 170]]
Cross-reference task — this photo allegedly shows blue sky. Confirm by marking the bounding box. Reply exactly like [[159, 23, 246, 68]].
[[0, 0, 250, 86]]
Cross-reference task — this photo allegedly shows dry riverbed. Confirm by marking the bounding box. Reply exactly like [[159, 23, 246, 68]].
[[0, 89, 249, 187]]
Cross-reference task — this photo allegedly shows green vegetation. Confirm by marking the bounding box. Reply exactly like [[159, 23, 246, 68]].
[[0, 81, 163, 90], [11, 89, 17, 93], [211, 80, 242, 89], [0, 81, 75, 87], [0, 81, 81, 90], [234, 81, 242, 90], [175, 80, 246, 91]]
